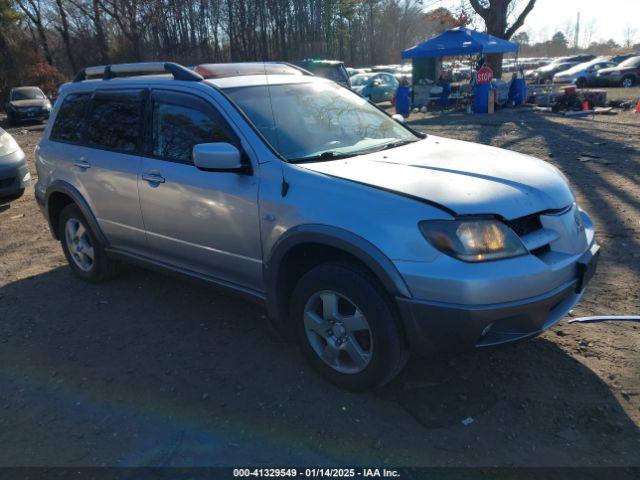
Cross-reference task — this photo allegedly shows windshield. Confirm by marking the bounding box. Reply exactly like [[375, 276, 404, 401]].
[[307, 64, 349, 84], [224, 81, 418, 162], [351, 74, 373, 86], [618, 56, 640, 68], [11, 88, 45, 101]]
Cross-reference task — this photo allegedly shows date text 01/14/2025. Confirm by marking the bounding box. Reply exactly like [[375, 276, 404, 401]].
[[232, 468, 401, 478]]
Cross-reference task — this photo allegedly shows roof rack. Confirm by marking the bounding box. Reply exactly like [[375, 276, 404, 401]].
[[193, 61, 313, 79], [73, 62, 203, 83]]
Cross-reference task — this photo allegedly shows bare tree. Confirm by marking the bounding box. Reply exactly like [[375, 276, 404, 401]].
[[15, 0, 54, 65], [54, 0, 77, 71], [623, 24, 637, 50], [581, 18, 597, 49], [467, 0, 537, 76]]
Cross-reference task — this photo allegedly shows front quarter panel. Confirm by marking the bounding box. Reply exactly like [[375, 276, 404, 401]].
[[259, 161, 452, 284]]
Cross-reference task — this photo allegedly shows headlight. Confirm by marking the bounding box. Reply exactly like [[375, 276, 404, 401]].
[[43, 101, 51, 111], [0, 131, 20, 156], [419, 219, 527, 262]]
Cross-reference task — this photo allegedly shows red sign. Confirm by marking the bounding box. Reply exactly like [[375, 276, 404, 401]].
[[477, 66, 494, 85]]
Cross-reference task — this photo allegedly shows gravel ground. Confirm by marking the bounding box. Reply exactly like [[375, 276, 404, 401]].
[[0, 106, 639, 468]]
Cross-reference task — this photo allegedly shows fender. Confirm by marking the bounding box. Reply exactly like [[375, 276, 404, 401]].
[[264, 224, 413, 323], [44, 180, 109, 245]]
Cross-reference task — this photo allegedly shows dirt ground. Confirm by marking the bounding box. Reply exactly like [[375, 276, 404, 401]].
[[0, 106, 639, 468]]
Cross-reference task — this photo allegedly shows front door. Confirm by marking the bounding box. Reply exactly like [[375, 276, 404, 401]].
[[137, 89, 262, 292]]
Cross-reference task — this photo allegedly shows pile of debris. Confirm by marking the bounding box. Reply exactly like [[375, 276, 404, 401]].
[[527, 85, 630, 117]]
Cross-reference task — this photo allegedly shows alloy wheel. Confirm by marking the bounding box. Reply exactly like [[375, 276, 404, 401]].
[[622, 77, 633, 88], [303, 290, 373, 374], [64, 218, 95, 272]]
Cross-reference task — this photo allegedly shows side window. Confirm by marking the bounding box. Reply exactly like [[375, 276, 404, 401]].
[[86, 91, 143, 153], [50, 93, 91, 144], [152, 99, 235, 164]]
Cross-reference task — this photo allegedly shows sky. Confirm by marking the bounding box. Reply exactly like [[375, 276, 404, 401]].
[[436, 0, 640, 47]]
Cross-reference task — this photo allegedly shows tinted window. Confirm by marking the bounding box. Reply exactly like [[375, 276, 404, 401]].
[[86, 92, 143, 153], [50, 94, 91, 144], [152, 102, 233, 163]]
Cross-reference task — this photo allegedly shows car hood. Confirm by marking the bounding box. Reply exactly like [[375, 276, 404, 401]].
[[9, 99, 47, 108], [299, 136, 574, 220]]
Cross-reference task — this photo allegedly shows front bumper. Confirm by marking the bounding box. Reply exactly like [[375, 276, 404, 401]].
[[0, 149, 29, 202], [397, 242, 600, 356], [11, 109, 50, 122]]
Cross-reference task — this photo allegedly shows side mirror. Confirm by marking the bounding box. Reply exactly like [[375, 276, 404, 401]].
[[193, 143, 244, 172], [392, 114, 406, 123]]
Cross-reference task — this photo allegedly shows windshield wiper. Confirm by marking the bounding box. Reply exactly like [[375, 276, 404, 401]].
[[289, 151, 357, 163], [376, 139, 419, 151]]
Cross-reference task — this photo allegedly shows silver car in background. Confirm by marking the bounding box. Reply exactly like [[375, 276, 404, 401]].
[[553, 57, 618, 88], [0, 127, 29, 204], [35, 62, 599, 390]]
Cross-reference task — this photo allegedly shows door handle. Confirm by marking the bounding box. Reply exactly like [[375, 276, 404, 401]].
[[74, 160, 91, 169], [142, 172, 165, 184]]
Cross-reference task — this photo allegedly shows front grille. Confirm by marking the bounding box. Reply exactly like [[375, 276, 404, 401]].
[[0, 177, 16, 189], [506, 212, 542, 237]]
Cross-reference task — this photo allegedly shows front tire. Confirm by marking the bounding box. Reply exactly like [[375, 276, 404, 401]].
[[576, 77, 587, 89], [290, 262, 407, 390], [621, 76, 635, 88], [59, 204, 117, 283]]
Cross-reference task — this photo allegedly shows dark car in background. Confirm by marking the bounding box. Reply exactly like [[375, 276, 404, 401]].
[[5, 86, 52, 125], [295, 59, 351, 88], [597, 56, 640, 88], [527, 61, 579, 84]]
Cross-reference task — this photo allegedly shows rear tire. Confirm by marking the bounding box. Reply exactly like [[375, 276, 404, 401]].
[[290, 262, 408, 390], [59, 204, 117, 283]]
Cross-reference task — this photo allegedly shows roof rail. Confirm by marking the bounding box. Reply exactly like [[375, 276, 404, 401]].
[[72, 62, 203, 83]]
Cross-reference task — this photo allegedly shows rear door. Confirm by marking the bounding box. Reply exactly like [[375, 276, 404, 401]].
[[137, 89, 262, 292], [44, 89, 147, 253]]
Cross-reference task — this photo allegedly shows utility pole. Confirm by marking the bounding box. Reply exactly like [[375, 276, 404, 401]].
[[574, 12, 580, 49]]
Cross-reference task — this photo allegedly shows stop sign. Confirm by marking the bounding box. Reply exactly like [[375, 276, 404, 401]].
[[477, 66, 494, 85]]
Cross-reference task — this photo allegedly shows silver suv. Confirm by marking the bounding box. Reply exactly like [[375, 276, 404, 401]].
[[35, 62, 599, 390]]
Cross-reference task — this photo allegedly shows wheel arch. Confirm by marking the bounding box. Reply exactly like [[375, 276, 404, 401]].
[[45, 180, 108, 245], [264, 225, 412, 332]]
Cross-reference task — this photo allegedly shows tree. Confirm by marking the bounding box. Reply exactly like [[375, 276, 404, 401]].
[[551, 31, 568, 49], [426, 7, 470, 33], [623, 25, 637, 50], [15, 0, 55, 65], [511, 30, 529, 46], [467, 0, 537, 77]]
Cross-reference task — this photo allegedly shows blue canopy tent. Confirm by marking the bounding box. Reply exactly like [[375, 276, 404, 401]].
[[401, 27, 519, 59], [401, 28, 521, 113]]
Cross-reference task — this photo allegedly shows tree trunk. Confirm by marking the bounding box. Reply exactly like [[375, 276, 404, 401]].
[[92, 0, 110, 63], [54, 0, 77, 72]]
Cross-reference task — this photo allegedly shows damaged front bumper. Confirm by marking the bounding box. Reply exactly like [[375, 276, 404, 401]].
[[397, 242, 600, 356]]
